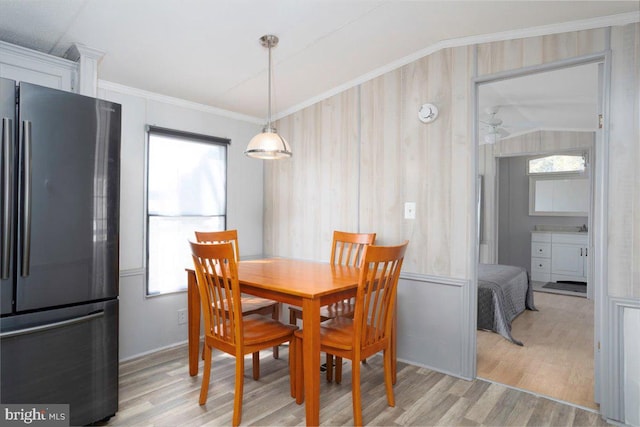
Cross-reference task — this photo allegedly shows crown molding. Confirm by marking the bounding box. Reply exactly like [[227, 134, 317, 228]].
[[276, 11, 639, 120], [98, 80, 263, 125], [64, 42, 105, 63], [0, 40, 76, 69]]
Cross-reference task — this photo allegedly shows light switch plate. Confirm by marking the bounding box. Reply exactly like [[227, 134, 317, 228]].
[[404, 202, 416, 219]]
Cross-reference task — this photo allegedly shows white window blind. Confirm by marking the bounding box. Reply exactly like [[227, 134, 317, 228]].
[[146, 127, 228, 295]]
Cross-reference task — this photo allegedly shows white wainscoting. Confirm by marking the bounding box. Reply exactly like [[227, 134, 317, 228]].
[[623, 302, 640, 426], [606, 297, 640, 424], [397, 273, 470, 379]]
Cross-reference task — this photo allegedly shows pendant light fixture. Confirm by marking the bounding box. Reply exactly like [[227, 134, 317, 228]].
[[245, 34, 292, 159]]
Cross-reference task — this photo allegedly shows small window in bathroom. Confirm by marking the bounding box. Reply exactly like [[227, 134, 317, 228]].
[[527, 153, 586, 174]]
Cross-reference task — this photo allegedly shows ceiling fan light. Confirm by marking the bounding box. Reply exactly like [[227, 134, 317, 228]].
[[484, 132, 501, 144]]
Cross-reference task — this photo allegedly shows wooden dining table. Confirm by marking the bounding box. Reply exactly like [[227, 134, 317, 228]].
[[187, 257, 397, 426]]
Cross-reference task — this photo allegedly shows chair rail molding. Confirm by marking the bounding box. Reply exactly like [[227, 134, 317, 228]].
[[400, 272, 467, 287]]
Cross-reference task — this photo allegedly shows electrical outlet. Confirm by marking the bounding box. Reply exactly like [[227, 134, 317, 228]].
[[178, 309, 187, 325]]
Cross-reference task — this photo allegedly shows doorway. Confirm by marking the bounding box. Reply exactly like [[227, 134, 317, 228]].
[[474, 58, 604, 410]]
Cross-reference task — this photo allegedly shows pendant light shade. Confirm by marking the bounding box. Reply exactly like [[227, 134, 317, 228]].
[[246, 128, 292, 159], [245, 35, 292, 159]]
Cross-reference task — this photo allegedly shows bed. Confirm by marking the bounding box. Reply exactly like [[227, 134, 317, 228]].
[[477, 263, 537, 345]]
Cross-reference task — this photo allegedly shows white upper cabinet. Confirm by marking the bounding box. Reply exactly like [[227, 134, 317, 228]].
[[0, 41, 77, 91]]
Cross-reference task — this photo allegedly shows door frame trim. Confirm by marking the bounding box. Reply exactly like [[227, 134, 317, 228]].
[[469, 49, 612, 417]]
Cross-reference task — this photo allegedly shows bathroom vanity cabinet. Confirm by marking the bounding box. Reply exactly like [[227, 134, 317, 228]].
[[531, 231, 588, 283]]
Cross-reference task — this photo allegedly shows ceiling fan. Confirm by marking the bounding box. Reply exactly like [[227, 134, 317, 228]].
[[480, 106, 510, 144]]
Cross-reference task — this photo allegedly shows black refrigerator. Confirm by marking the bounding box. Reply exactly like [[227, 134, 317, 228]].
[[1, 78, 120, 425]]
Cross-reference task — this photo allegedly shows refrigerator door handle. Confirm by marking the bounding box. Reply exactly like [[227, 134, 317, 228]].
[[20, 120, 31, 277], [0, 311, 104, 339], [1, 118, 12, 279]]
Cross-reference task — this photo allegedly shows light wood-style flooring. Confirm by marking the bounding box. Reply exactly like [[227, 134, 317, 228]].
[[101, 340, 608, 426], [477, 291, 596, 410]]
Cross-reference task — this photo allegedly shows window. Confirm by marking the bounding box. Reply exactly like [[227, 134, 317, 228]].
[[527, 153, 586, 174], [146, 127, 229, 296]]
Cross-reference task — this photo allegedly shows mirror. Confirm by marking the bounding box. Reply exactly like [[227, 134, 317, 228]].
[[529, 174, 589, 216]]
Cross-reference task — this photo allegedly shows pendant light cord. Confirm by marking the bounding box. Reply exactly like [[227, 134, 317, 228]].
[[267, 42, 272, 129]]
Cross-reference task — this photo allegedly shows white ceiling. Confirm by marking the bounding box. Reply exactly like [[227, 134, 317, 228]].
[[0, 0, 638, 122]]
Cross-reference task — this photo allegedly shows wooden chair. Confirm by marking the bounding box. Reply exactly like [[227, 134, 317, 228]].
[[292, 241, 409, 426], [189, 241, 297, 426], [195, 230, 281, 361], [288, 230, 376, 381]]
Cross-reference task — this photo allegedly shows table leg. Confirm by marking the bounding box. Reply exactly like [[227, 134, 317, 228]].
[[188, 270, 200, 377], [302, 298, 321, 426]]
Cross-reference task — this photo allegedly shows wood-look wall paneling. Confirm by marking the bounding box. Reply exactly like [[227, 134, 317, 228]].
[[271, 46, 474, 279], [448, 46, 475, 279], [417, 51, 452, 276], [477, 28, 607, 76], [359, 69, 404, 245], [266, 87, 360, 261], [267, 27, 609, 278], [398, 47, 473, 278], [609, 23, 640, 299], [494, 130, 595, 157]]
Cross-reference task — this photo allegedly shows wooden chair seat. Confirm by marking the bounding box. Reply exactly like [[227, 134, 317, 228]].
[[210, 314, 295, 345], [316, 317, 355, 350], [239, 314, 297, 345]]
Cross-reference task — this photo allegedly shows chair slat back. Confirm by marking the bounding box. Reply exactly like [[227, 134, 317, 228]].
[[195, 229, 240, 262], [353, 242, 408, 351], [190, 241, 242, 347], [331, 231, 376, 267]]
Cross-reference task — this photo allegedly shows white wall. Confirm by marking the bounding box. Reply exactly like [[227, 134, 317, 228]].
[[97, 83, 264, 360]]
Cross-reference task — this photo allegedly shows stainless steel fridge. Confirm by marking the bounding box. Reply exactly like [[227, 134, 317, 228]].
[[1, 78, 120, 425]]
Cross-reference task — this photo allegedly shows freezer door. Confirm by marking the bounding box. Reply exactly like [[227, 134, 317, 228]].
[[16, 83, 121, 311], [1, 78, 16, 315], [0, 299, 119, 425]]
